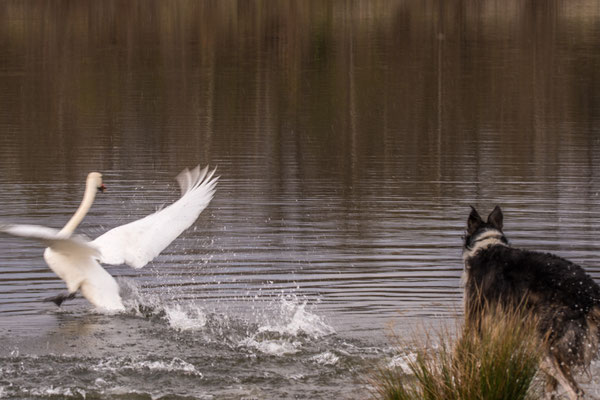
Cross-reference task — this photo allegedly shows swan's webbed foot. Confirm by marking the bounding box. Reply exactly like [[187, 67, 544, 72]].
[[43, 292, 76, 307]]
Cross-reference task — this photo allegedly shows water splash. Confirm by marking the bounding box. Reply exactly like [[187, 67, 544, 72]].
[[120, 276, 335, 339], [117, 274, 338, 361], [163, 304, 207, 331], [387, 353, 417, 374], [256, 294, 335, 338], [239, 294, 335, 356], [119, 278, 164, 317], [119, 279, 210, 333]]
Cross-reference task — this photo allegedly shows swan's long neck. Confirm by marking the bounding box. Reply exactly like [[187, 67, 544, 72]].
[[59, 182, 97, 236]]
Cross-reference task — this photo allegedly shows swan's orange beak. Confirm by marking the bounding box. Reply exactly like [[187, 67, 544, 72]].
[[98, 184, 106, 193]]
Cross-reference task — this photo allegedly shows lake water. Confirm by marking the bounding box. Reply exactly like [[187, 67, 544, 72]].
[[1, 1, 599, 399]]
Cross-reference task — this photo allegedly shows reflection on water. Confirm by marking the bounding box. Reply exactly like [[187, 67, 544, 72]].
[[0, 1, 599, 398]]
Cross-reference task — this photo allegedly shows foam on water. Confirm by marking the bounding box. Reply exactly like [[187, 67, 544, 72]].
[[311, 351, 340, 366], [238, 337, 302, 356], [22, 386, 87, 398], [92, 356, 202, 377]]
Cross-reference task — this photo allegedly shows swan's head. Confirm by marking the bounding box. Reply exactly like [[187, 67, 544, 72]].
[[87, 172, 106, 193]]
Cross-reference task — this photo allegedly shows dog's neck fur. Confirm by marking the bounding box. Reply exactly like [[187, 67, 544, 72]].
[[462, 229, 507, 266]]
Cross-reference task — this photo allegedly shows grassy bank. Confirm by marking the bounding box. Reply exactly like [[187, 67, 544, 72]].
[[372, 306, 543, 400]]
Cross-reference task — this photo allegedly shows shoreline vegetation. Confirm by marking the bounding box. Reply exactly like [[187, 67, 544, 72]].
[[371, 305, 544, 400]]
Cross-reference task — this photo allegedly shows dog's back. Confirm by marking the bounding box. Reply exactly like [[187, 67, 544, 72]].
[[463, 206, 600, 399], [466, 244, 600, 367]]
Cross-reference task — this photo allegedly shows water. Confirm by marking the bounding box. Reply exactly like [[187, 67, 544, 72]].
[[1, 1, 600, 398]]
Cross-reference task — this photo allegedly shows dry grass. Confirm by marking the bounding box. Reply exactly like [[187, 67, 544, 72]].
[[371, 305, 544, 400]]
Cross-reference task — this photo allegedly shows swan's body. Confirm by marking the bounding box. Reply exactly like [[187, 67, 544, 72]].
[[0, 166, 218, 312]]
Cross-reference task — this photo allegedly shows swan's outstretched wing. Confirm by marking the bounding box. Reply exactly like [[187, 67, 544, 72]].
[[92, 166, 218, 269], [0, 224, 99, 258]]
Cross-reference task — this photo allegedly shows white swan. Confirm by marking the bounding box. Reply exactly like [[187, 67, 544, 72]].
[[0, 166, 218, 312]]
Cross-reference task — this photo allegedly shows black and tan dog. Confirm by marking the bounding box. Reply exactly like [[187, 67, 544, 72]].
[[463, 206, 600, 399]]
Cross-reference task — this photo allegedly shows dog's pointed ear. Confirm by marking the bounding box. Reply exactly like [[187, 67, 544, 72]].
[[487, 205, 503, 231], [467, 206, 483, 235]]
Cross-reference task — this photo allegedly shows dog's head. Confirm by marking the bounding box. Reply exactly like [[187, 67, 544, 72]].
[[463, 205, 508, 254]]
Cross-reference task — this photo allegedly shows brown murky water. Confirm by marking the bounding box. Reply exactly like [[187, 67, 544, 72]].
[[0, 1, 599, 398]]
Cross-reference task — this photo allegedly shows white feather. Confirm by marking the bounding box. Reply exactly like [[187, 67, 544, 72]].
[[93, 166, 218, 269], [0, 224, 98, 258], [0, 166, 218, 312], [44, 247, 123, 311]]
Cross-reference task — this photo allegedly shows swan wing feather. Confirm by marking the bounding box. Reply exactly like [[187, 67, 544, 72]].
[[0, 224, 123, 311], [0, 223, 99, 258], [92, 166, 218, 269]]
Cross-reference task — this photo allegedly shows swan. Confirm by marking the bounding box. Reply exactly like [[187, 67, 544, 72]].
[[0, 166, 218, 312]]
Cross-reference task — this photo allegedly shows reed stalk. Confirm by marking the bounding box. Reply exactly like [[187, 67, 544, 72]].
[[371, 304, 543, 400]]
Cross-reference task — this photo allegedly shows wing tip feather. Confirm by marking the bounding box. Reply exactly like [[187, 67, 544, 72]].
[[177, 164, 219, 195]]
